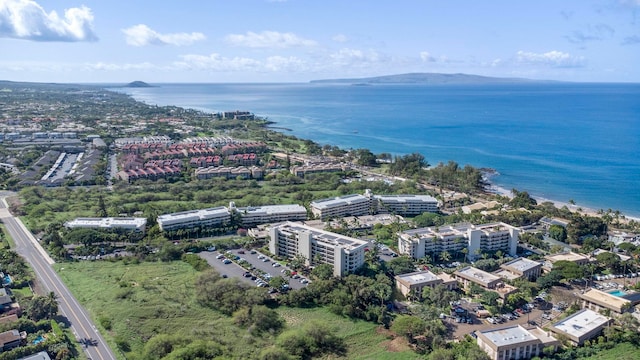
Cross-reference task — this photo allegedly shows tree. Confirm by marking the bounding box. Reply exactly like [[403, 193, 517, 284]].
[[387, 256, 416, 275], [311, 264, 334, 280], [548, 224, 567, 242], [391, 315, 426, 342], [25, 294, 58, 321], [553, 260, 584, 281], [509, 189, 537, 209], [596, 251, 620, 271], [439, 250, 451, 263], [269, 276, 288, 291]]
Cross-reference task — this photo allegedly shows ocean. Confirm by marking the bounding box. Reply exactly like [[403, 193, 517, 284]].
[[116, 82, 640, 218]]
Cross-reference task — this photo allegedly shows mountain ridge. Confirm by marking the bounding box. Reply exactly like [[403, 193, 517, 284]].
[[310, 72, 558, 84]]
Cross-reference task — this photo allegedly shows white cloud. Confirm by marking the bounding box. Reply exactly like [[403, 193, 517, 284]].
[[122, 24, 205, 46], [0, 0, 96, 42], [332, 34, 348, 43], [174, 53, 262, 71], [225, 31, 316, 48], [420, 51, 436, 62], [515, 50, 586, 68], [329, 48, 388, 67], [264, 56, 307, 72]]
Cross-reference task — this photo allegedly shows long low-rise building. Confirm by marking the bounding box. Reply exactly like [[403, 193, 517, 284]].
[[398, 222, 518, 261], [579, 288, 640, 314], [496, 257, 543, 281], [157, 207, 231, 232], [269, 222, 367, 277], [310, 190, 439, 220], [234, 204, 307, 227], [64, 217, 147, 232], [310, 194, 372, 220], [550, 309, 611, 345]]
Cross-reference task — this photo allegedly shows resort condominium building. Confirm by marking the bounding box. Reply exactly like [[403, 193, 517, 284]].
[[398, 222, 518, 260], [269, 222, 367, 277], [232, 203, 307, 227], [310, 190, 439, 220], [374, 194, 438, 216], [476, 325, 559, 360], [157, 207, 231, 232], [310, 194, 372, 220], [64, 217, 147, 232]]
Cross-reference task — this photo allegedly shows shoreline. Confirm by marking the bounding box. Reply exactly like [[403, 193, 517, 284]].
[[486, 181, 640, 223]]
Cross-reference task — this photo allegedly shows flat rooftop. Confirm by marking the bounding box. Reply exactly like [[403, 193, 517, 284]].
[[310, 194, 369, 209], [552, 309, 610, 339], [374, 194, 437, 203], [580, 288, 631, 310], [479, 325, 538, 347], [157, 207, 230, 225], [65, 217, 146, 229], [501, 257, 542, 273], [396, 270, 440, 285], [455, 266, 500, 286], [239, 204, 307, 216], [546, 252, 589, 263], [276, 222, 368, 250]]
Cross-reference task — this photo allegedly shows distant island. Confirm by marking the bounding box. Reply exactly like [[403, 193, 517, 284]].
[[311, 72, 555, 85], [125, 81, 153, 88]]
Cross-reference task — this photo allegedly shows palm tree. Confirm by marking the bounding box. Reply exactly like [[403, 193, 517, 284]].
[[461, 248, 469, 263], [439, 250, 451, 263]]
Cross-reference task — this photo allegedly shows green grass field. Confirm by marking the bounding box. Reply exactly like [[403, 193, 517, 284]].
[[582, 342, 640, 360], [54, 260, 418, 359]]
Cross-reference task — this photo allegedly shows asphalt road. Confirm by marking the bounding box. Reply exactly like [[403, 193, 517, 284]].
[[0, 193, 117, 360], [226, 248, 309, 290]]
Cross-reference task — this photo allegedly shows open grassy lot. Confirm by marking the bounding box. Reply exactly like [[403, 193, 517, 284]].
[[276, 307, 419, 360], [54, 260, 417, 359], [54, 260, 272, 359], [581, 342, 640, 360]]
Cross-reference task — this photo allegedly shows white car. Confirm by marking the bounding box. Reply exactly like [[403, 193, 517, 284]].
[[272, 263, 281, 267]]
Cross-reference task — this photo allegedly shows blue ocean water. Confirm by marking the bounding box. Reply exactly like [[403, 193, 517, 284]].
[[117, 83, 640, 218]]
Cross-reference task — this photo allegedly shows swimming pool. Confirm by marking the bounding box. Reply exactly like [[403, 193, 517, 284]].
[[608, 290, 627, 297]]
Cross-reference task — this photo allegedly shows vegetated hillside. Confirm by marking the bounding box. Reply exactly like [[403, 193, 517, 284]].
[[310, 72, 555, 84]]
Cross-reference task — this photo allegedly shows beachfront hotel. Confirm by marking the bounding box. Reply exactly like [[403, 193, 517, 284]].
[[157, 207, 231, 232], [231, 203, 307, 227], [310, 190, 439, 220], [397, 222, 518, 260], [64, 217, 147, 232], [268, 222, 367, 277], [394, 270, 457, 298], [476, 325, 560, 360], [550, 309, 612, 345]]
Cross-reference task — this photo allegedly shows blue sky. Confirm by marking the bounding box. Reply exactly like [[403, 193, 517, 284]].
[[1, 0, 639, 83]]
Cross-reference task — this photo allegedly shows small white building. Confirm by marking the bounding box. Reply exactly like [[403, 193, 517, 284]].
[[496, 257, 543, 281], [395, 270, 457, 298], [476, 325, 559, 360], [550, 309, 611, 345]]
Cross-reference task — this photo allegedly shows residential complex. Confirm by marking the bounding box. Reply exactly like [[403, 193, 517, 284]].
[[579, 288, 640, 314], [268, 222, 367, 277], [394, 270, 457, 298], [310, 194, 372, 220], [398, 222, 518, 260], [157, 207, 231, 232], [232, 203, 307, 227], [550, 309, 611, 345], [495, 258, 543, 281], [64, 217, 147, 232], [476, 325, 559, 360], [453, 267, 518, 299], [310, 190, 439, 220]]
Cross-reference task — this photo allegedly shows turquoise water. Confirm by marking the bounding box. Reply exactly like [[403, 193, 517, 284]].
[[33, 335, 45, 344], [116, 83, 640, 217], [608, 290, 628, 297]]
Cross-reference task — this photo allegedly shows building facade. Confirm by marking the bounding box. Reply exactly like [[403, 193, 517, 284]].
[[269, 222, 367, 277], [157, 207, 231, 232], [398, 222, 518, 260], [395, 270, 457, 298], [476, 325, 559, 360], [551, 309, 611, 345], [233, 204, 307, 227], [310, 194, 372, 220], [497, 258, 543, 281]]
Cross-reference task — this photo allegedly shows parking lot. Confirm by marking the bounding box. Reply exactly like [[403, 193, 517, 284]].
[[449, 299, 551, 339], [199, 248, 309, 291]]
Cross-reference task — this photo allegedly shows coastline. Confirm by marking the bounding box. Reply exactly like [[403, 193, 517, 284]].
[[486, 181, 640, 223]]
